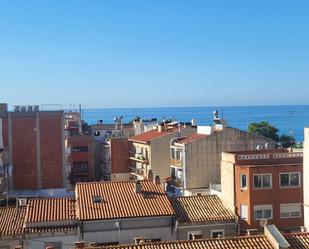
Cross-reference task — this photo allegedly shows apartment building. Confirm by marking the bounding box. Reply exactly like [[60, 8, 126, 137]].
[[169, 125, 275, 196], [221, 150, 303, 233], [0, 103, 65, 191], [75, 180, 175, 245], [101, 138, 131, 181], [90, 122, 134, 181], [67, 135, 95, 184], [129, 122, 196, 180], [304, 128, 309, 231], [170, 195, 236, 240]]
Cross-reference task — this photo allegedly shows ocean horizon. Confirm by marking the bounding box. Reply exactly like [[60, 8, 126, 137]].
[[82, 105, 309, 142]]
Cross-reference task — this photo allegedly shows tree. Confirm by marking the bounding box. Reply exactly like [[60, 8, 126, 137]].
[[248, 121, 279, 142], [279, 135, 296, 148]]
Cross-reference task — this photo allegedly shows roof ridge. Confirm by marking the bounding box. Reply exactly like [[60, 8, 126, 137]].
[[104, 235, 268, 248]]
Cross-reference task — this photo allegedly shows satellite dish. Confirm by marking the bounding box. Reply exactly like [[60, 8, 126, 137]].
[[260, 218, 268, 228]]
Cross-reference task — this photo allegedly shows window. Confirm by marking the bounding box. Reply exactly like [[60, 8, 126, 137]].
[[253, 174, 272, 189], [240, 174, 247, 189], [254, 205, 273, 220], [94, 131, 101, 136], [280, 203, 301, 218], [280, 172, 300, 187], [211, 229, 224, 238], [93, 195, 103, 203], [73, 162, 88, 173], [188, 231, 202, 240], [72, 146, 88, 152], [45, 242, 62, 249], [240, 205, 248, 220]]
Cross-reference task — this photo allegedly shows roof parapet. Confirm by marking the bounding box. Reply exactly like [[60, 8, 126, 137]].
[[264, 224, 290, 249]]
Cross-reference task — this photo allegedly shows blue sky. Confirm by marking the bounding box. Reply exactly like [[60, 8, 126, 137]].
[[0, 1, 309, 108]]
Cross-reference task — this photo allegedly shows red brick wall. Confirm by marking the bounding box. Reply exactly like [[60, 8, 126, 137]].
[[111, 138, 130, 174], [12, 117, 38, 189], [40, 116, 64, 189]]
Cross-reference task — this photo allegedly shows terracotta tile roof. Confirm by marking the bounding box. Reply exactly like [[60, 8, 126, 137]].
[[284, 233, 309, 249], [129, 127, 179, 143], [86, 235, 274, 249], [76, 180, 175, 221], [25, 197, 76, 223], [170, 195, 236, 224], [176, 133, 208, 144], [0, 206, 26, 236]]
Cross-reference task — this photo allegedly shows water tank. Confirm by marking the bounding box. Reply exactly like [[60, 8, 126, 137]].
[[191, 119, 197, 126]]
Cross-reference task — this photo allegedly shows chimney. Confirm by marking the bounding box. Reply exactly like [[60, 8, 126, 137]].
[[74, 241, 86, 249], [147, 170, 154, 180], [153, 175, 160, 185], [158, 124, 163, 133], [134, 180, 142, 193], [264, 225, 290, 249]]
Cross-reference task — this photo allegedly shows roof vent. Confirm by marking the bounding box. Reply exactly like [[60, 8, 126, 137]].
[[17, 198, 27, 207], [134, 180, 142, 193], [153, 175, 160, 185], [93, 195, 103, 203]]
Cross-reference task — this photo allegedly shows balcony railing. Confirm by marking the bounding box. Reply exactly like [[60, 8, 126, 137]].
[[169, 178, 183, 188], [170, 159, 183, 168], [129, 153, 149, 163], [129, 166, 146, 177]]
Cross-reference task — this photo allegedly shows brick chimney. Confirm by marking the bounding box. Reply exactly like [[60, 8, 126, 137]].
[[134, 180, 142, 193]]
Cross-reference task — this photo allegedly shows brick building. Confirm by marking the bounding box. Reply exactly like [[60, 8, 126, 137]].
[[0, 103, 65, 190], [221, 150, 303, 233], [101, 138, 131, 181], [67, 135, 94, 184]]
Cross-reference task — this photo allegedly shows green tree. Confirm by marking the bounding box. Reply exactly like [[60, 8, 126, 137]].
[[248, 121, 279, 142], [279, 135, 296, 148]]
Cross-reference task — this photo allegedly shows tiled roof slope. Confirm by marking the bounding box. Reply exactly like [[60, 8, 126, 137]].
[[176, 133, 208, 144], [25, 197, 76, 223], [88, 235, 274, 249], [170, 195, 236, 223], [76, 181, 175, 221], [129, 127, 179, 143], [284, 233, 309, 249], [0, 206, 26, 236]]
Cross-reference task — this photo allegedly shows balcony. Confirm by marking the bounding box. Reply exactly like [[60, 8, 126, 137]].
[[129, 166, 146, 177], [170, 158, 183, 168], [169, 178, 183, 188], [130, 153, 149, 164]]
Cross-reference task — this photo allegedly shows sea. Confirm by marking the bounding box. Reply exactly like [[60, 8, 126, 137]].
[[82, 105, 309, 142]]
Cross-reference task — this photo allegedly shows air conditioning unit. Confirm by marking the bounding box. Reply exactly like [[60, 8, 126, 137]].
[[18, 198, 27, 206]]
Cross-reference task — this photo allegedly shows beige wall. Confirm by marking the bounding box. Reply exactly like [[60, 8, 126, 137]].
[[304, 128, 309, 230], [151, 127, 196, 179], [220, 154, 236, 212], [176, 222, 236, 240], [185, 127, 275, 190]]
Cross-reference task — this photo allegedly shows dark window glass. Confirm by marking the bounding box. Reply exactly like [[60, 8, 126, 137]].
[[280, 174, 289, 187], [290, 173, 299, 186], [241, 175, 247, 188], [254, 175, 262, 188], [72, 146, 88, 152]]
